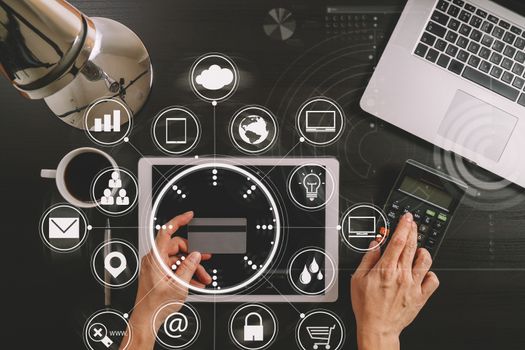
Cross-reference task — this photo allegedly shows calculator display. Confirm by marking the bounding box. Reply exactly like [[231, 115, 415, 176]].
[[399, 176, 453, 210]]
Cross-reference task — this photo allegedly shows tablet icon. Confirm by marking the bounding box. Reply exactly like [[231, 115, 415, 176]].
[[166, 118, 187, 144], [152, 106, 201, 155]]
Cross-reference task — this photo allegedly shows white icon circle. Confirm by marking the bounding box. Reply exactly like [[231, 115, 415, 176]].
[[84, 310, 131, 350], [153, 302, 201, 349], [84, 98, 133, 146], [340, 204, 390, 252], [39, 204, 89, 253], [287, 164, 336, 210], [296, 310, 345, 350], [190, 53, 239, 103], [229, 105, 278, 154], [91, 240, 139, 288], [152, 106, 201, 155], [229, 304, 278, 350], [149, 162, 281, 295], [87, 323, 108, 343], [288, 248, 336, 296], [296, 97, 345, 146], [91, 167, 138, 216]]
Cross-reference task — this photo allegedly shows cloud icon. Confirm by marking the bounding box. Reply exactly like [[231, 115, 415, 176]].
[[195, 64, 234, 90]]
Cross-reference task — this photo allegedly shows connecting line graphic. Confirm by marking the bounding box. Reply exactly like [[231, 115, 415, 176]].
[[126, 138, 171, 184], [260, 275, 303, 316], [259, 140, 302, 182], [213, 104, 217, 163]]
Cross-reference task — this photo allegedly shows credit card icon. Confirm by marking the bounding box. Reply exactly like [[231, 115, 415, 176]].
[[188, 218, 247, 254]]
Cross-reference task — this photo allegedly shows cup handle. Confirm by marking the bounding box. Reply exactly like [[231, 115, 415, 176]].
[[41, 169, 57, 179]]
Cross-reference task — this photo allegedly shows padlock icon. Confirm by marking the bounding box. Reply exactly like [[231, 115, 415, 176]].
[[243, 312, 264, 342]]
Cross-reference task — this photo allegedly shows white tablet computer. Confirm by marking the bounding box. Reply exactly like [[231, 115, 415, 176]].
[[138, 157, 339, 302]]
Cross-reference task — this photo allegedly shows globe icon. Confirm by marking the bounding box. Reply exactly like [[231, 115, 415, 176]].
[[238, 115, 270, 145]]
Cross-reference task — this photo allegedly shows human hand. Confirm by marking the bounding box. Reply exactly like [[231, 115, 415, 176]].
[[350, 212, 440, 350], [122, 211, 212, 350]]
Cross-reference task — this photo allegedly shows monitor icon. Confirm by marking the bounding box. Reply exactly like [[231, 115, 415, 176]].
[[166, 118, 188, 144], [305, 111, 336, 133], [348, 216, 376, 237]]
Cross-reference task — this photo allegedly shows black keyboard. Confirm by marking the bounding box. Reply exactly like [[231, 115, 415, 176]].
[[414, 0, 525, 107]]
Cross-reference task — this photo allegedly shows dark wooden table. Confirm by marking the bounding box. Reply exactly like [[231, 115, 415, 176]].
[[3, 0, 525, 348]]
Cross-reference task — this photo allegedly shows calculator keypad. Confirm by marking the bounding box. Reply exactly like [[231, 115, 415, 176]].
[[385, 196, 449, 256]]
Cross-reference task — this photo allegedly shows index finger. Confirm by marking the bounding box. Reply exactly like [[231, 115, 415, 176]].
[[155, 211, 194, 253], [379, 212, 414, 267]]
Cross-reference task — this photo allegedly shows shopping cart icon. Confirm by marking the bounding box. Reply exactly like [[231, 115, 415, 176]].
[[306, 324, 336, 349]]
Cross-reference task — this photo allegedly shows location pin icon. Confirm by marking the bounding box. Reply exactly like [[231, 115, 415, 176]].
[[104, 251, 127, 278]]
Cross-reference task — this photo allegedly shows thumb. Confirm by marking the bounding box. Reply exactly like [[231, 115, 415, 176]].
[[175, 251, 201, 284]]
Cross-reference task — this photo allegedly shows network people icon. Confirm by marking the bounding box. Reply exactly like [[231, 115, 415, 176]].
[[100, 172, 129, 206]]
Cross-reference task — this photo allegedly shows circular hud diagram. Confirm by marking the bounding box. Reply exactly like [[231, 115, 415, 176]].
[[150, 163, 281, 295]]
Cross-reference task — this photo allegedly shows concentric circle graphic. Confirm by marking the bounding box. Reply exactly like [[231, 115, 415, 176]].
[[91, 167, 139, 216], [84, 98, 133, 146], [229, 105, 278, 154], [149, 162, 281, 295], [189, 53, 239, 103], [340, 203, 389, 252], [91, 240, 140, 289], [287, 164, 335, 211], [39, 204, 89, 253], [83, 309, 131, 350]]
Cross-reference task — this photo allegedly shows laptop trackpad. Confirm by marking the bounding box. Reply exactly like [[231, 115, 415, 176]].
[[437, 90, 517, 162]]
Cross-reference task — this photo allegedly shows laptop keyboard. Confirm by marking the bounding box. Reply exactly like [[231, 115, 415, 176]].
[[414, 0, 525, 107]]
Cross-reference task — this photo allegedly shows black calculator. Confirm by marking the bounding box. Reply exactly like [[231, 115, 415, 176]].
[[383, 160, 468, 258]]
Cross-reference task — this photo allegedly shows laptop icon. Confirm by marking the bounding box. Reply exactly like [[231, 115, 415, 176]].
[[305, 111, 336, 133]]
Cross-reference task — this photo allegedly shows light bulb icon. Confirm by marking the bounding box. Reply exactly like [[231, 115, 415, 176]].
[[303, 173, 321, 201]]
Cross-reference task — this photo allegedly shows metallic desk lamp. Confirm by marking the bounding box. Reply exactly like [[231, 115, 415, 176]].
[[0, 0, 152, 129]]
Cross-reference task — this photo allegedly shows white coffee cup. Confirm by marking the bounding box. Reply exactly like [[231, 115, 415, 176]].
[[41, 147, 117, 208]]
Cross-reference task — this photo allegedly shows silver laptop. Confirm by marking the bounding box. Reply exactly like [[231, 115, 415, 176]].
[[361, 0, 525, 187]]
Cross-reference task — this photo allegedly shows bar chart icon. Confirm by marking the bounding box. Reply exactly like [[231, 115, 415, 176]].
[[94, 110, 121, 133]]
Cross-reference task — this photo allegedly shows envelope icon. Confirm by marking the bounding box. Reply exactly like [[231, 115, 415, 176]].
[[48, 217, 80, 239]]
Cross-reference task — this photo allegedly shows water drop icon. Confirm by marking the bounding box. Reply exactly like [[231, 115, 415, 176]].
[[317, 271, 324, 280], [309, 257, 320, 274], [299, 265, 312, 285]]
